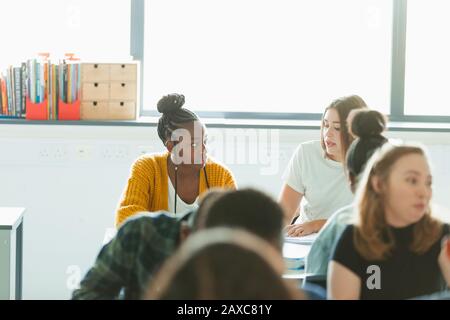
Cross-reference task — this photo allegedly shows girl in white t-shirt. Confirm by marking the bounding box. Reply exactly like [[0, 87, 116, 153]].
[[279, 95, 367, 237]]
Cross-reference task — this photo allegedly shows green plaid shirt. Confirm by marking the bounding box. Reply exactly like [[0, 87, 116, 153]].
[[72, 212, 191, 300]]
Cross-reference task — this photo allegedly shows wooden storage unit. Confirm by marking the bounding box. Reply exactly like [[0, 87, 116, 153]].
[[80, 62, 138, 120]]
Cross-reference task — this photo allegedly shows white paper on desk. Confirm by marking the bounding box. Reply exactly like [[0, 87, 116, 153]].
[[283, 242, 311, 259], [284, 233, 318, 245]]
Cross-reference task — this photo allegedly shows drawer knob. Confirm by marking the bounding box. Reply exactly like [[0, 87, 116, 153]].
[[120, 102, 124, 106], [121, 83, 125, 87], [93, 101, 97, 106], [94, 64, 98, 68], [94, 83, 98, 87]]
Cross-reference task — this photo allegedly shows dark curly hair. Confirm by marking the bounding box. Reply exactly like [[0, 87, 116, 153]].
[[157, 93, 199, 145]]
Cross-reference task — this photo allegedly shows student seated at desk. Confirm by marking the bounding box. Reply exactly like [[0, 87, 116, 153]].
[[279, 95, 367, 237], [306, 110, 388, 276], [145, 228, 305, 300], [199, 189, 326, 300], [115, 93, 236, 228], [72, 188, 290, 300], [328, 143, 450, 299]]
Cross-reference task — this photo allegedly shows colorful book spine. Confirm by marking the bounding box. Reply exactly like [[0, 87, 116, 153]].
[[67, 63, 72, 104], [47, 61, 52, 119], [21, 63, 27, 117], [53, 64, 58, 119], [35, 61, 41, 103], [0, 76, 7, 115], [13, 67, 22, 117], [29, 59, 36, 103], [0, 76, 3, 115], [6, 67, 13, 115]]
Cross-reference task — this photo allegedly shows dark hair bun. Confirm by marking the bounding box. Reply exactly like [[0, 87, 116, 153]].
[[157, 93, 185, 114], [351, 110, 386, 139]]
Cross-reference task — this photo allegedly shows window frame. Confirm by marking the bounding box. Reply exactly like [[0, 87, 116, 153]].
[[131, 0, 450, 123]]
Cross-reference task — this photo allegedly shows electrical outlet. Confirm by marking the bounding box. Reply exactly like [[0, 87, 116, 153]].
[[38, 144, 68, 162], [75, 145, 93, 160], [38, 147, 51, 159], [101, 145, 129, 161], [54, 146, 68, 160], [116, 146, 127, 159]]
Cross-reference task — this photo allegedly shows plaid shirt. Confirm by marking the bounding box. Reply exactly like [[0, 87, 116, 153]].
[[72, 212, 190, 300]]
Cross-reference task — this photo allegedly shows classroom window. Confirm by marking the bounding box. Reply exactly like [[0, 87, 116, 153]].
[[404, 0, 450, 116], [0, 0, 130, 69], [142, 0, 392, 117]]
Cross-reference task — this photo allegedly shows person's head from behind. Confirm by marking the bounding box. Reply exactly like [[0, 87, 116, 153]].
[[195, 188, 285, 251], [320, 95, 367, 162], [178, 188, 226, 243], [146, 228, 303, 300], [345, 109, 388, 193], [354, 142, 443, 260], [157, 93, 207, 169]]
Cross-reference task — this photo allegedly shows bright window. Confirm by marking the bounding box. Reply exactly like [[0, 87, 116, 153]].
[[143, 0, 392, 116], [0, 0, 131, 68], [404, 0, 450, 116]]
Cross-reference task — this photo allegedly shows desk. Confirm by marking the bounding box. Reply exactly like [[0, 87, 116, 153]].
[[282, 242, 311, 281], [0, 207, 24, 300]]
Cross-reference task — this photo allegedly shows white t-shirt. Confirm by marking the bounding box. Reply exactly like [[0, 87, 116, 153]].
[[167, 177, 199, 216], [282, 140, 353, 223]]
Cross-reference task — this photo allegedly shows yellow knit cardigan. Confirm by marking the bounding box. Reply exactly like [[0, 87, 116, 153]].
[[115, 152, 236, 227]]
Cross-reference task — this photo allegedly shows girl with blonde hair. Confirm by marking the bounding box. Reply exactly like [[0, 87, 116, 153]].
[[328, 143, 450, 299]]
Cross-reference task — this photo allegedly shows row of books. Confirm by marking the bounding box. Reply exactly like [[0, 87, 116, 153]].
[[0, 58, 81, 120], [0, 64, 26, 118]]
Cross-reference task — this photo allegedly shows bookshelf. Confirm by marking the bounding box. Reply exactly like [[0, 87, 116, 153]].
[[1, 59, 139, 121]]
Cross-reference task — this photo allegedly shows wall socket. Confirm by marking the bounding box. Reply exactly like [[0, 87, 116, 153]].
[[38, 144, 69, 162], [100, 145, 129, 160], [36, 143, 140, 163], [74, 145, 93, 160]]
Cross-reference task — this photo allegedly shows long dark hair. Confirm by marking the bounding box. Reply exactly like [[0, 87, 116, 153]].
[[345, 109, 388, 192]]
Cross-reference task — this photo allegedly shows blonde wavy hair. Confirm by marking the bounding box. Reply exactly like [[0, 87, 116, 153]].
[[353, 143, 443, 261]]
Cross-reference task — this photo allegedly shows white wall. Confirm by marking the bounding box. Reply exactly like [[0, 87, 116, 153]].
[[1, 123, 450, 299]]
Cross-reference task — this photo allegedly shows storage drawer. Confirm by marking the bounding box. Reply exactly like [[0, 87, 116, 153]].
[[80, 101, 109, 120], [81, 64, 110, 81], [82, 82, 110, 100], [108, 101, 136, 120], [109, 82, 136, 100], [110, 64, 137, 81]]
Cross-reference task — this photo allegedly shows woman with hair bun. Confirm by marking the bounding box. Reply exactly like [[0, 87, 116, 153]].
[[115, 94, 236, 227]]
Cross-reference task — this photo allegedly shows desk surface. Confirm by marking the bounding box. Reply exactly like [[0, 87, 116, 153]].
[[0, 207, 25, 230], [283, 242, 311, 259], [282, 241, 311, 279]]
